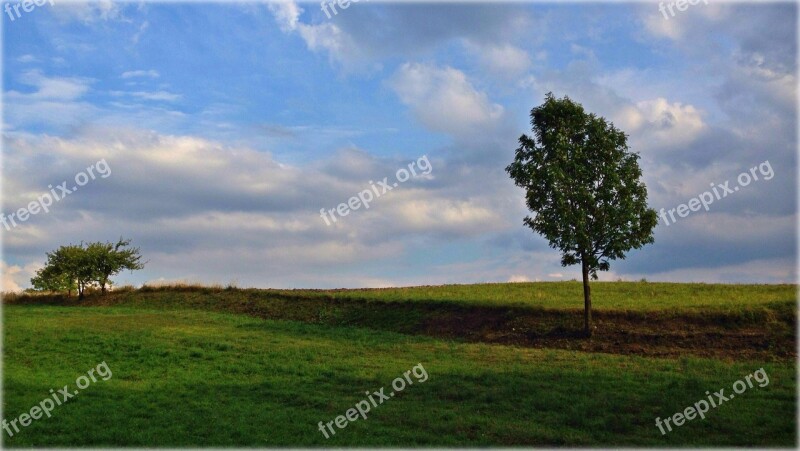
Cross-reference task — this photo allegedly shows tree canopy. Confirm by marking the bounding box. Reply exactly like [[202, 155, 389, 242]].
[[30, 238, 144, 299]]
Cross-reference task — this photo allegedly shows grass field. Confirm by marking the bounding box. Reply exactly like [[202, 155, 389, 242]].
[[2, 282, 797, 446], [284, 281, 796, 313]]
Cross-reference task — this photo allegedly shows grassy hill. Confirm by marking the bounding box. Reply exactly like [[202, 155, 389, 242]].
[[2, 282, 796, 446], [281, 281, 796, 312]]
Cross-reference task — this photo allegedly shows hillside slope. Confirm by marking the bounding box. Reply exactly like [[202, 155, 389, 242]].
[[6, 282, 795, 360], [3, 305, 796, 446]]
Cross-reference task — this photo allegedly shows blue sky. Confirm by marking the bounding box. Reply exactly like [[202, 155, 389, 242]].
[[2, 1, 797, 290]]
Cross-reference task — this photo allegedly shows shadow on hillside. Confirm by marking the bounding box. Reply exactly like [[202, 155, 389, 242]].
[[4, 286, 796, 361]]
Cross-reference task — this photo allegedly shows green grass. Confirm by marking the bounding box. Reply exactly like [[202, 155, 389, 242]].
[[13, 281, 794, 315], [300, 281, 796, 313], [3, 304, 796, 447]]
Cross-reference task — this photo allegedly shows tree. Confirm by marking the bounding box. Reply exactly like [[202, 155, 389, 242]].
[[30, 264, 76, 295], [506, 93, 657, 337], [87, 238, 144, 293], [46, 244, 96, 299], [29, 239, 145, 299]]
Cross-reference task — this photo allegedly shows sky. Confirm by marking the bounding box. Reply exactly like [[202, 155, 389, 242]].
[[1, 0, 797, 291]]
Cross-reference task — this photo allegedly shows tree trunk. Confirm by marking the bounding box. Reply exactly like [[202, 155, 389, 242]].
[[581, 259, 592, 338]]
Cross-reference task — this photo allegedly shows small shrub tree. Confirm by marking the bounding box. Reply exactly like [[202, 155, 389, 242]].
[[87, 238, 145, 293], [45, 244, 94, 299], [30, 239, 144, 299], [30, 264, 76, 295]]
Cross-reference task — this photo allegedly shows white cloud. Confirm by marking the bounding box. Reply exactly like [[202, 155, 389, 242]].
[[385, 197, 502, 235], [570, 43, 597, 61], [266, 1, 531, 70], [111, 90, 181, 102], [615, 98, 706, 149], [132, 20, 149, 45], [466, 42, 532, 77], [642, 2, 730, 42], [16, 55, 38, 63], [389, 63, 504, 136], [267, 1, 303, 33], [1, 261, 41, 293], [121, 69, 159, 79], [3, 71, 97, 130], [297, 22, 350, 60], [642, 12, 685, 40], [8, 70, 92, 101], [267, 2, 359, 67], [50, 0, 126, 24]]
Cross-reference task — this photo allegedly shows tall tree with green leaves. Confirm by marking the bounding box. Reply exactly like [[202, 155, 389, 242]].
[[506, 93, 657, 337]]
